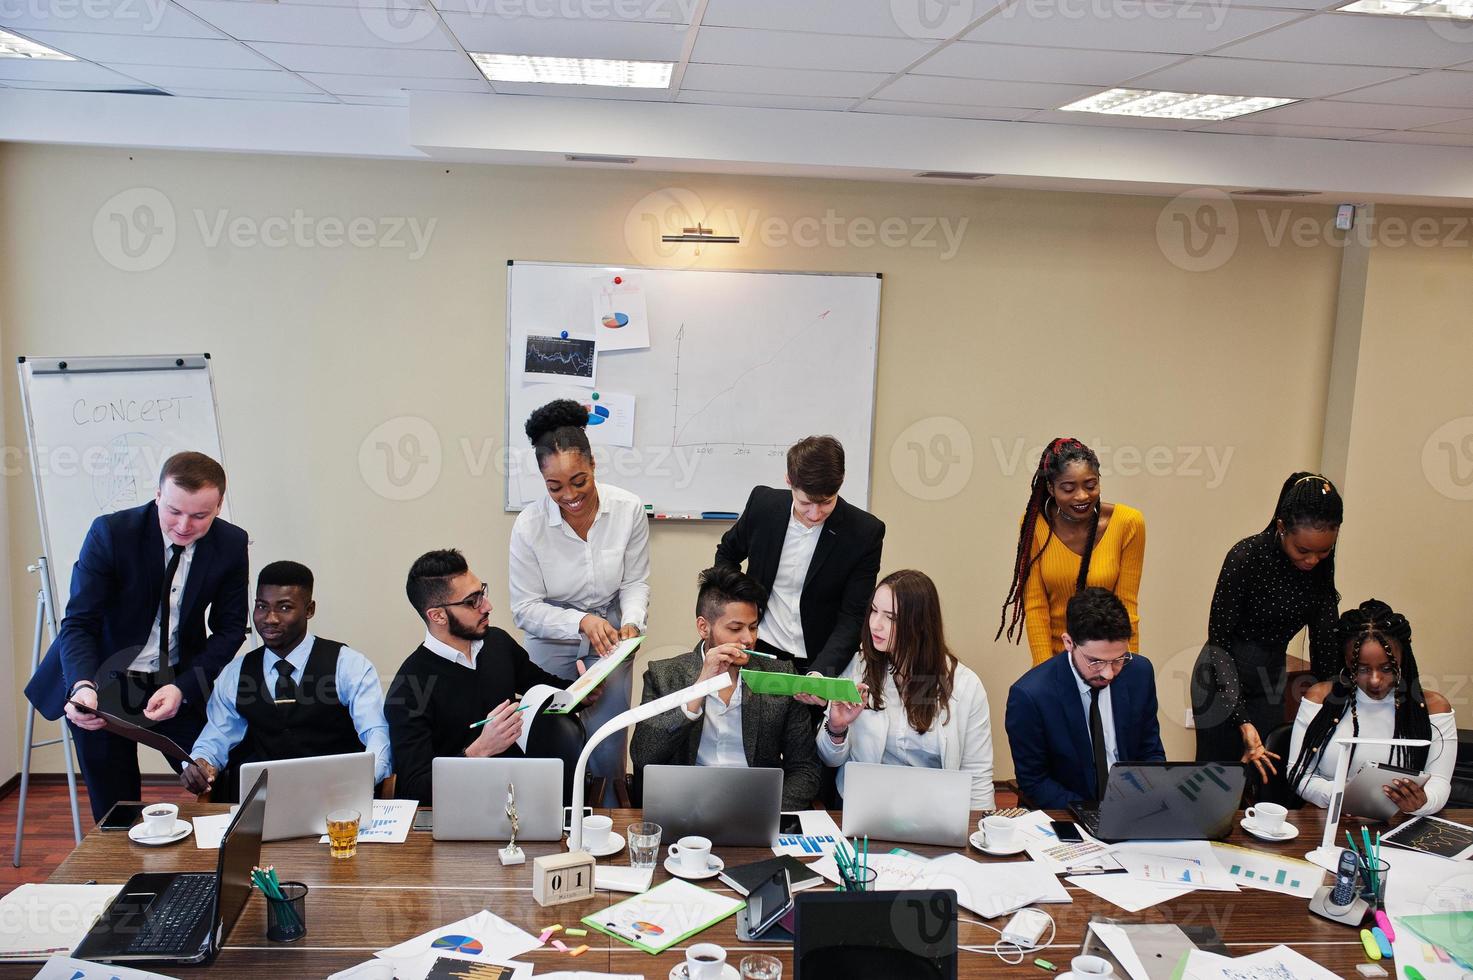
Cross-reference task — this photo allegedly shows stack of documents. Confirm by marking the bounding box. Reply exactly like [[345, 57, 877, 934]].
[[808, 849, 1071, 919], [0, 884, 122, 961]]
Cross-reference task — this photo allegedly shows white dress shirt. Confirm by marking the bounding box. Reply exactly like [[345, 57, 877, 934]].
[[508, 482, 652, 639], [685, 678, 747, 769], [818, 653, 996, 809], [759, 514, 823, 659], [422, 630, 482, 670], [1070, 655, 1119, 767], [128, 533, 195, 673], [1289, 688, 1457, 816]]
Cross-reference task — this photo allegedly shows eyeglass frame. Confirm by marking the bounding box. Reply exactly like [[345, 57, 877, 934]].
[[1076, 650, 1135, 673], [430, 582, 490, 612]]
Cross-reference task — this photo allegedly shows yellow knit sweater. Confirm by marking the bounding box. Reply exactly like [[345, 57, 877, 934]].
[[1023, 503, 1146, 665]]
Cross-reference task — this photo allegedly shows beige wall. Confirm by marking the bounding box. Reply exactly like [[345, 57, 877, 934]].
[[5, 142, 1458, 786]]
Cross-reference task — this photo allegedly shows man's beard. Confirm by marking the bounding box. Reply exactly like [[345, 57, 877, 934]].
[[447, 614, 489, 642]]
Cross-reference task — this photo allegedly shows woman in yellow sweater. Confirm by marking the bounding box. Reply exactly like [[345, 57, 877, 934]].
[[997, 438, 1146, 666]]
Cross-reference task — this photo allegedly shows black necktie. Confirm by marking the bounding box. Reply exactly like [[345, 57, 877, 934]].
[[1089, 687, 1109, 801], [157, 544, 185, 678], [274, 659, 297, 704]]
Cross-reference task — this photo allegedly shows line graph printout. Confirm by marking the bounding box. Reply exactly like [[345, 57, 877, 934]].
[[523, 334, 596, 386], [506, 263, 881, 514]]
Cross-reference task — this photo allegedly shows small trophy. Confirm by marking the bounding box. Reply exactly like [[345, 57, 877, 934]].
[[499, 781, 525, 866]]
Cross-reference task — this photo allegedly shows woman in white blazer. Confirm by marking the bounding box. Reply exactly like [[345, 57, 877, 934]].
[[817, 569, 995, 810]]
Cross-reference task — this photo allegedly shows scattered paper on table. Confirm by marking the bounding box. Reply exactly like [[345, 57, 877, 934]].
[[1015, 810, 1119, 873], [1112, 841, 1238, 892], [923, 852, 1070, 918], [320, 799, 418, 845], [1209, 842, 1323, 899], [1088, 922, 1154, 980], [773, 809, 850, 858], [0, 884, 122, 961], [1179, 944, 1341, 980], [1068, 873, 1196, 912], [591, 274, 650, 352], [327, 961, 396, 980], [375, 909, 541, 971], [33, 956, 180, 979], [193, 809, 236, 849]]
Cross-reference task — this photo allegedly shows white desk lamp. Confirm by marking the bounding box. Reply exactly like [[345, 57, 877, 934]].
[[1305, 734, 1430, 870], [566, 671, 734, 854]]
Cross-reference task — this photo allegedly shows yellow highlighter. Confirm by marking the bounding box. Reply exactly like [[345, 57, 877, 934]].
[[1360, 929, 1382, 961]]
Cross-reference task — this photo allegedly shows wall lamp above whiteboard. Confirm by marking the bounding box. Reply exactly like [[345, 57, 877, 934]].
[[661, 224, 740, 246]]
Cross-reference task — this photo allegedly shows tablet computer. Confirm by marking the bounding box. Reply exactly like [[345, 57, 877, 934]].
[[1344, 761, 1429, 822]]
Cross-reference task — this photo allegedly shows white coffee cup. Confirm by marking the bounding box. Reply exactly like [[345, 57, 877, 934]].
[[142, 803, 178, 838], [981, 815, 1016, 850], [1071, 954, 1116, 977], [1245, 802, 1287, 833], [668, 835, 714, 875], [686, 942, 726, 980], [580, 814, 613, 851]]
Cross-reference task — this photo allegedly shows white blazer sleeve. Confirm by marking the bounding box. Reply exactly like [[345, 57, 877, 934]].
[[507, 514, 585, 640], [1288, 698, 1336, 808], [955, 670, 996, 811], [815, 655, 862, 767], [1417, 711, 1458, 816], [617, 499, 652, 633]]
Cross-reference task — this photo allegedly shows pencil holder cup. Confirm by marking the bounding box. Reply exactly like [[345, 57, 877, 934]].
[[265, 881, 309, 942], [1358, 858, 1389, 907]]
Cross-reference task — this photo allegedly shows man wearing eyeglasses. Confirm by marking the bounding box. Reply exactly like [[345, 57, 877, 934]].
[[384, 548, 576, 805], [1005, 587, 1165, 809]]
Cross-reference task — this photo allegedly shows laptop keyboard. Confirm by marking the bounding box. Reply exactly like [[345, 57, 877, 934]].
[[1072, 806, 1102, 836], [125, 874, 215, 954]]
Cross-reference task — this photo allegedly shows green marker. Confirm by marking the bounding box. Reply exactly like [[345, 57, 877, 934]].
[[1405, 968, 1427, 980], [468, 704, 532, 729], [742, 649, 778, 660], [1034, 958, 1056, 972]]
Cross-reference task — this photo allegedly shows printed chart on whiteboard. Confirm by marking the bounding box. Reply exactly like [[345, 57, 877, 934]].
[[505, 262, 881, 516]]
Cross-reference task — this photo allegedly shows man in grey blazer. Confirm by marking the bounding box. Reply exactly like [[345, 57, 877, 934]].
[[631, 566, 820, 810]]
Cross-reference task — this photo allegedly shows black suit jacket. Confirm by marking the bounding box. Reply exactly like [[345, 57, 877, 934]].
[[25, 500, 250, 720], [714, 486, 885, 677], [629, 643, 821, 810]]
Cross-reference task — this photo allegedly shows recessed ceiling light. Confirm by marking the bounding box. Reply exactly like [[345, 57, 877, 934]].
[[0, 28, 75, 60], [1061, 88, 1296, 121], [471, 54, 672, 88], [1336, 0, 1473, 19]]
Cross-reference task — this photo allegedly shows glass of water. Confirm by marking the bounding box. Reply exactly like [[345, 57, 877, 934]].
[[740, 954, 782, 979], [627, 821, 661, 869]]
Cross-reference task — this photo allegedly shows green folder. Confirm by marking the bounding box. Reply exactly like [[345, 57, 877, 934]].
[[739, 669, 863, 703], [583, 878, 744, 955]]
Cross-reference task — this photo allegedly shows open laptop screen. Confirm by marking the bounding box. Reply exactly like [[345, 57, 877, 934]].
[[217, 769, 268, 941]]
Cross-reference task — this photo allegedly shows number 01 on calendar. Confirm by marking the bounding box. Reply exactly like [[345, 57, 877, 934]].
[[532, 851, 596, 907]]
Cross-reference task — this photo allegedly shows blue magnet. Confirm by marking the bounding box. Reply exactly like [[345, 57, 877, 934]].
[[560, 330, 569, 339]]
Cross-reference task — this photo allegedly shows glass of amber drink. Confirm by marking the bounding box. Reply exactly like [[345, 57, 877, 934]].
[[326, 809, 360, 859]]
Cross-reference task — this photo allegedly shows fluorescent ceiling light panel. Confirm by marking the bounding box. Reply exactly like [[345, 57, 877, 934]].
[[1336, 0, 1473, 18], [0, 28, 75, 60], [1061, 88, 1296, 121], [471, 54, 672, 88]]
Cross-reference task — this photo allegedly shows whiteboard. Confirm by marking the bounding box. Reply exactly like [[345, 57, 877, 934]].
[[17, 354, 230, 607], [505, 262, 882, 516]]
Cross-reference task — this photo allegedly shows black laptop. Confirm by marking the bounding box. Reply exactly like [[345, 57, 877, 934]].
[[73, 770, 268, 965], [794, 890, 958, 980], [1069, 762, 1246, 842]]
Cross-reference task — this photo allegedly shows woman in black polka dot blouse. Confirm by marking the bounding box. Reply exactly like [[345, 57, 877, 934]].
[[1192, 472, 1343, 781]]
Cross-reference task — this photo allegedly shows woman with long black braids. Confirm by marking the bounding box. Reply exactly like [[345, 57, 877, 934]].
[[1192, 472, 1343, 780], [1286, 599, 1455, 815], [997, 438, 1146, 666]]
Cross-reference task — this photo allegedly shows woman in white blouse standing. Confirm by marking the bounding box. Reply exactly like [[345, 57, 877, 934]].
[[1286, 598, 1456, 816], [817, 569, 995, 810], [509, 399, 651, 804]]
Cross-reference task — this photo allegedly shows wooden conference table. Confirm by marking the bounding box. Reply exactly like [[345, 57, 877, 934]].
[[9, 805, 1442, 979]]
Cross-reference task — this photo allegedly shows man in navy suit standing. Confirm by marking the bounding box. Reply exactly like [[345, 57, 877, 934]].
[[25, 451, 249, 821], [1006, 587, 1165, 809]]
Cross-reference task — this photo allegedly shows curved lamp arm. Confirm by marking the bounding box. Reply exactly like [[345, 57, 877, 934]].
[[1306, 735, 1431, 868], [567, 672, 734, 854]]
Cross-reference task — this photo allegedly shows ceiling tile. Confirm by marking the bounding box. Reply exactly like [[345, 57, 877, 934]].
[[875, 73, 1100, 108], [690, 27, 932, 73], [0, 77, 157, 88], [0, 0, 224, 37], [1021, 108, 1200, 129], [0, 58, 144, 82], [1324, 70, 1473, 108], [1215, 13, 1473, 67], [482, 80, 669, 97], [21, 29, 275, 69], [301, 70, 490, 95], [1191, 120, 1387, 138], [1246, 98, 1472, 128], [118, 63, 320, 92], [338, 93, 407, 104], [1132, 55, 1412, 99], [163, 87, 338, 101], [855, 99, 1035, 120], [679, 63, 891, 98], [913, 41, 1181, 85], [963, 2, 1301, 54], [248, 42, 480, 78], [1357, 129, 1473, 145], [176, 0, 457, 50], [441, 12, 686, 59], [430, 0, 692, 19], [702, 0, 985, 40], [1415, 115, 1473, 134], [675, 90, 858, 110]]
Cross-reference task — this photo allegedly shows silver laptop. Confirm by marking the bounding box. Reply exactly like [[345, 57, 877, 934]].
[[432, 757, 565, 841], [239, 750, 375, 842], [642, 765, 783, 847], [841, 763, 971, 847]]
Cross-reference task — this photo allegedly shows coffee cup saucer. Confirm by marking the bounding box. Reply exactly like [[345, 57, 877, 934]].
[[668, 963, 739, 980], [969, 830, 1026, 856], [664, 854, 724, 880], [129, 819, 193, 846], [1241, 817, 1297, 842], [574, 831, 625, 858]]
